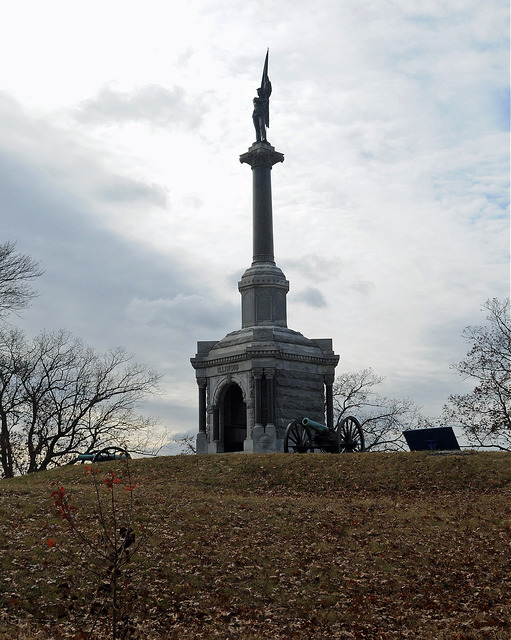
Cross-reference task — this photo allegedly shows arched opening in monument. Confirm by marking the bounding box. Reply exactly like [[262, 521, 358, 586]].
[[221, 383, 247, 452]]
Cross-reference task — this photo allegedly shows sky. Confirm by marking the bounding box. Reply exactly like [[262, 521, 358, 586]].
[[0, 0, 509, 449]]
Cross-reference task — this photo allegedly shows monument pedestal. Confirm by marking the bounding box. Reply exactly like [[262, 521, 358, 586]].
[[191, 326, 338, 453]]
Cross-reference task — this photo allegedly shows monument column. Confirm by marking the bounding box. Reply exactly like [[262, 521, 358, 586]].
[[195, 378, 208, 453], [325, 374, 335, 430], [265, 368, 275, 427], [247, 368, 265, 453], [253, 368, 263, 428], [264, 368, 277, 450], [213, 406, 220, 442], [240, 143, 284, 264], [197, 379, 207, 433], [252, 163, 273, 262], [239, 144, 288, 327]]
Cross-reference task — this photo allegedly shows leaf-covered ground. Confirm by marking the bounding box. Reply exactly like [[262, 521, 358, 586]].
[[0, 451, 509, 639]]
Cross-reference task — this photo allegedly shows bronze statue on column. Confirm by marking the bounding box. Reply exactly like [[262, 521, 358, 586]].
[[252, 49, 272, 142]]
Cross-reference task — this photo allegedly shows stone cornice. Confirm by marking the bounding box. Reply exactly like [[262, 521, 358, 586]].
[[191, 349, 339, 370], [238, 272, 289, 291], [240, 142, 284, 168]]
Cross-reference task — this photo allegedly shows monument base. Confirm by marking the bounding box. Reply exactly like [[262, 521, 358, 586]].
[[196, 431, 208, 455], [243, 425, 283, 453], [207, 441, 224, 454]]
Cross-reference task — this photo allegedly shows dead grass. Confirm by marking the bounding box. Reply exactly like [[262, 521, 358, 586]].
[[0, 451, 509, 639]]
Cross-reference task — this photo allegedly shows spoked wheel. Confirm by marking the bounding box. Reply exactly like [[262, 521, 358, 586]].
[[92, 446, 131, 462], [337, 416, 365, 453], [284, 420, 314, 453]]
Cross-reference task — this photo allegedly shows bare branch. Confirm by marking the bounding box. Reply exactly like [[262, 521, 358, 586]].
[[0, 241, 43, 319], [333, 368, 429, 451], [443, 298, 510, 451]]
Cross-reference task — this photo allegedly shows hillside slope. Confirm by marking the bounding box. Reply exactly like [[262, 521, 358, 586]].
[[1, 451, 510, 639]]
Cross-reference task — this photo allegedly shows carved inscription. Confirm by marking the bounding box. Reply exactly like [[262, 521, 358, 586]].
[[217, 364, 240, 374]]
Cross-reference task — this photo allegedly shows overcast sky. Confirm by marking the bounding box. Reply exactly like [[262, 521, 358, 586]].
[[1, 0, 509, 447]]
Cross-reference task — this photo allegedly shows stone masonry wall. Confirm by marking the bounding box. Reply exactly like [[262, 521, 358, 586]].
[[274, 368, 325, 438]]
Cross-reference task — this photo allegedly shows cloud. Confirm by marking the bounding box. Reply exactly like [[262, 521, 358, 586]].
[[282, 255, 341, 282], [96, 175, 168, 208], [0, 91, 229, 366], [73, 84, 206, 129], [0, 91, 172, 212], [126, 294, 238, 335], [293, 287, 327, 308]]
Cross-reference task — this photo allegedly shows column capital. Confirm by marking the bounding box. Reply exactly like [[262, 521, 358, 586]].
[[196, 378, 207, 389], [252, 368, 264, 379], [240, 142, 284, 168]]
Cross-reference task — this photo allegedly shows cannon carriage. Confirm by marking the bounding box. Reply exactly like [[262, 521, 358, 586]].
[[284, 416, 365, 454], [76, 446, 131, 463]]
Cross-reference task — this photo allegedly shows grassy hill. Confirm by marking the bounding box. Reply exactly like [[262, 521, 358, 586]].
[[0, 451, 509, 639]]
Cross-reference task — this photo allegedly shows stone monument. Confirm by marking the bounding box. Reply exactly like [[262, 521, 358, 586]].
[[191, 51, 339, 453]]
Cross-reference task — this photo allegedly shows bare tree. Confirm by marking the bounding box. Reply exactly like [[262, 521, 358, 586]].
[[0, 328, 162, 477], [333, 368, 430, 451], [443, 298, 510, 450], [0, 328, 25, 478], [0, 241, 43, 319], [166, 432, 196, 455]]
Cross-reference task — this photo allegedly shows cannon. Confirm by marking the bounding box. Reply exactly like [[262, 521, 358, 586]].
[[77, 446, 131, 463], [284, 416, 364, 453]]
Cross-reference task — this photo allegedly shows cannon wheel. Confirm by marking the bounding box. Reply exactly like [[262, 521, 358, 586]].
[[92, 446, 131, 462], [284, 420, 314, 453], [337, 416, 365, 453]]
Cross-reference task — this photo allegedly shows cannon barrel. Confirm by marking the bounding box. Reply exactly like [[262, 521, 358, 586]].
[[77, 453, 95, 461], [77, 450, 129, 463], [301, 417, 328, 433]]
